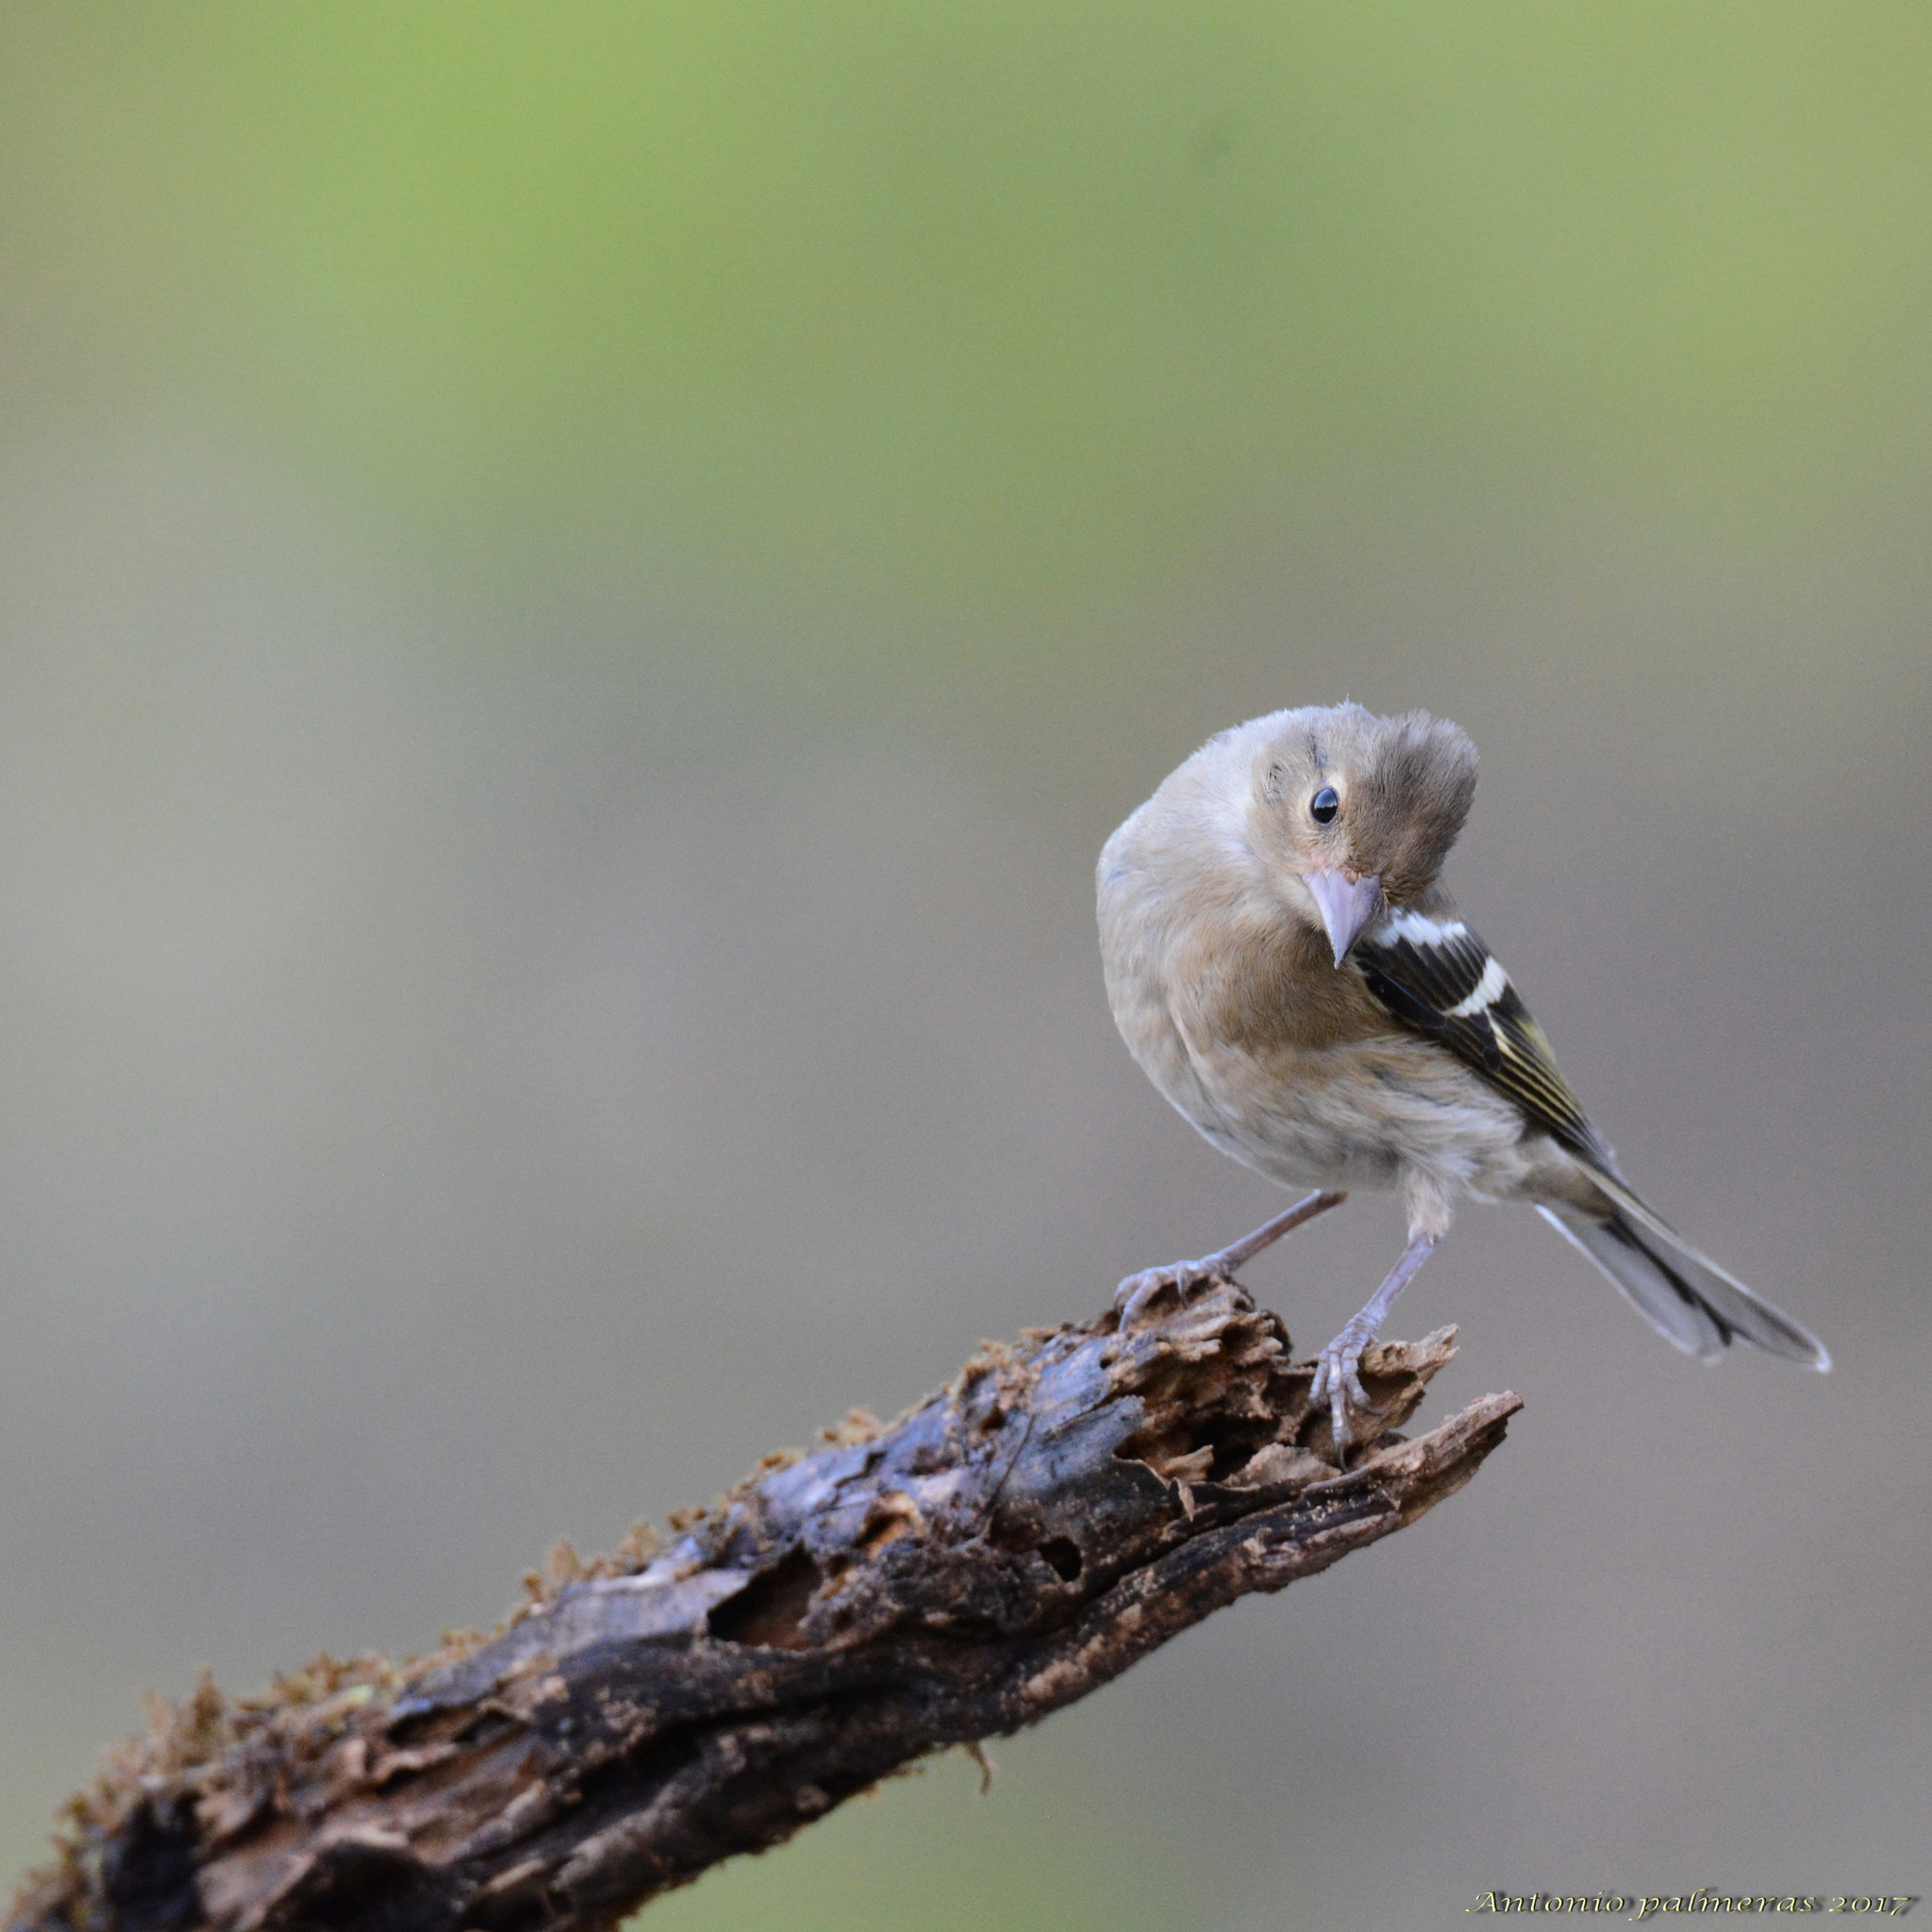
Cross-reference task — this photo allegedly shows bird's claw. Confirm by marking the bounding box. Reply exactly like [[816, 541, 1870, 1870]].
[[1309, 1323, 1379, 1458], [1114, 1257, 1226, 1326]]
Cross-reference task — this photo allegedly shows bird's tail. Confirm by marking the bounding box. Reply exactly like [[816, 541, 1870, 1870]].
[[1537, 1174, 1829, 1371]]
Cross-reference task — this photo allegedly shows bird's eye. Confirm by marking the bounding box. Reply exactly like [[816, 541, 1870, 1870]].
[[1309, 786, 1340, 824]]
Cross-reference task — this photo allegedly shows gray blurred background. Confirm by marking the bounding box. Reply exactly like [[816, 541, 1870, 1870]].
[[2, 8, 1928, 1927]]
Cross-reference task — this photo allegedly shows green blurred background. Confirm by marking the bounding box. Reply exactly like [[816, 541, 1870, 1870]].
[[3, 6, 1928, 1926]]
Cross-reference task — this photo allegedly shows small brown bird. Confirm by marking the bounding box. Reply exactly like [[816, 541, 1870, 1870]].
[[1097, 702, 1827, 1453]]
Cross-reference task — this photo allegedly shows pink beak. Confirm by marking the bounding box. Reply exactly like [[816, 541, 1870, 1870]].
[[1302, 867, 1383, 965]]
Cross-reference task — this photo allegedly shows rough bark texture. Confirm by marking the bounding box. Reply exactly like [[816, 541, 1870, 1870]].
[[8, 1281, 1519, 1932]]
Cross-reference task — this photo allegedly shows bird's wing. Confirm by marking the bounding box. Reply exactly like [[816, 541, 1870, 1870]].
[[1353, 908, 1614, 1168]]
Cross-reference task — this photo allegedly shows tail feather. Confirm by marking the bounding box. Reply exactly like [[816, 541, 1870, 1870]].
[[1539, 1180, 1829, 1372]]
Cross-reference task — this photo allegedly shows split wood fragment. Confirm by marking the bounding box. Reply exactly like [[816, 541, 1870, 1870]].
[[8, 1280, 1519, 1932]]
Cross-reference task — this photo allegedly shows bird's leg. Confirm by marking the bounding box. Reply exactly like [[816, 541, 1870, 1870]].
[[1115, 1190, 1347, 1325], [1309, 1230, 1440, 1458]]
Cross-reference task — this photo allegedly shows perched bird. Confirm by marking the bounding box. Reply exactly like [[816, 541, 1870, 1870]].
[[1097, 702, 1827, 1454]]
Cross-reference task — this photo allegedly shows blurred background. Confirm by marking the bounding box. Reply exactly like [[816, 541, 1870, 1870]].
[[3, 5, 1929, 1926]]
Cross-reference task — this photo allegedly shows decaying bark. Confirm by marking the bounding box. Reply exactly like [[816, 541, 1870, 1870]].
[[8, 1280, 1519, 1932]]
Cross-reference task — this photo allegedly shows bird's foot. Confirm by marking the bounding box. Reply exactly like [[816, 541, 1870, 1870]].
[[1114, 1196, 1349, 1330], [1113, 1257, 1233, 1327], [1309, 1318, 1381, 1459], [1307, 1229, 1438, 1460]]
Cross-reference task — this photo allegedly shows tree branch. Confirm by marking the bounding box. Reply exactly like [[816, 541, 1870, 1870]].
[[8, 1282, 1519, 1932]]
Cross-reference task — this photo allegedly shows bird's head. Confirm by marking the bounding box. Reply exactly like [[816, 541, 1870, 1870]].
[[1245, 703, 1478, 965]]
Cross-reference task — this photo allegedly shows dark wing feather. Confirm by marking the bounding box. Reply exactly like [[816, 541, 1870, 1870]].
[[1354, 913, 1613, 1169]]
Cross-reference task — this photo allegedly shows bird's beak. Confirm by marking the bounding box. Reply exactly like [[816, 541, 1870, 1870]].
[[1301, 867, 1383, 966]]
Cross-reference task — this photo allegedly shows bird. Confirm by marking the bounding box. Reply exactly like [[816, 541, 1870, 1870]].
[[1096, 701, 1828, 1456]]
